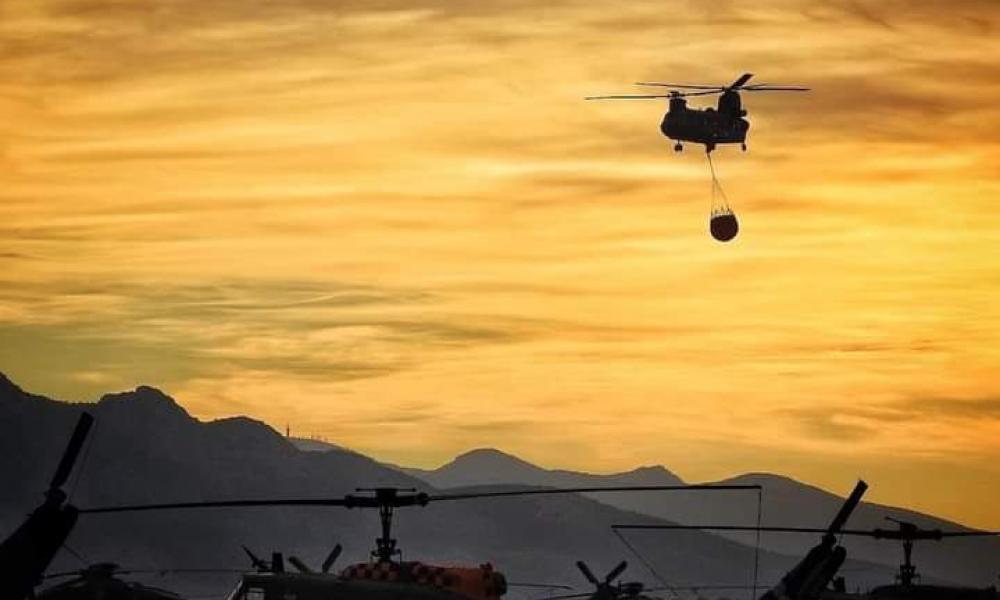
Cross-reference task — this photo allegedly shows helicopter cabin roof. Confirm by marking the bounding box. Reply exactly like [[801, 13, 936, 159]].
[[340, 561, 507, 600]]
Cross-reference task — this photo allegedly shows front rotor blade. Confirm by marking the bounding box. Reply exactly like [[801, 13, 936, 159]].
[[50, 412, 95, 491], [80, 498, 350, 514], [634, 82, 724, 90], [586, 95, 675, 100]]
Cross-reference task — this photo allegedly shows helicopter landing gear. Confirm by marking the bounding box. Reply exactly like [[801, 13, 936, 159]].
[[673, 142, 683, 152]]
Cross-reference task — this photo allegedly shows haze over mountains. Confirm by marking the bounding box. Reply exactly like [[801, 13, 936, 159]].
[[1, 373, 994, 599]]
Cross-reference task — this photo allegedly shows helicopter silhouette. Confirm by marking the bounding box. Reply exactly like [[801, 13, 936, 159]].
[[540, 560, 664, 600], [615, 481, 870, 600], [587, 73, 808, 153], [0, 412, 94, 600], [614, 481, 1000, 600], [75, 484, 762, 600]]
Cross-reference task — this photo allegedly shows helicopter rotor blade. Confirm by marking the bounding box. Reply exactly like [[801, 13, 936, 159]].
[[827, 480, 868, 535], [80, 484, 760, 515], [288, 556, 312, 574], [611, 524, 1000, 539], [321, 543, 342, 573], [242, 545, 270, 571], [728, 72, 754, 89], [80, 498, 352, 514], [508, 583, 575, 590], [740, 86, 810, 92], [585, 95, 675, 100], [49, 413, 95, 492], [271, 552, 284, 573], [429, 484, 759, 503], [576, 561, 600, 586], [634, 82, 724, 90], [605, 561, 628, 584]]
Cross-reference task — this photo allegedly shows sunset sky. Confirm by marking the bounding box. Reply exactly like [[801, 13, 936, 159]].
[[2, 0, 999, 528]]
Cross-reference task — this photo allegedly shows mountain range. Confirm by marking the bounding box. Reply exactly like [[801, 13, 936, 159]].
[[1, 372, 991, 599], [393, 448, 1000, 588]]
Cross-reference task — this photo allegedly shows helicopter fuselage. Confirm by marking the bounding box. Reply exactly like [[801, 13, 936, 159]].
[[660, 93, 749, 152], [227, 572, 480, 600]]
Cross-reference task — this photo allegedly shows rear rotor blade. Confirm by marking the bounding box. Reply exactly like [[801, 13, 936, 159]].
[[576, 561, 600, 585], [728, 73, 754, 89], [741, 86, 810, 92], [50, 412, 95, 491]]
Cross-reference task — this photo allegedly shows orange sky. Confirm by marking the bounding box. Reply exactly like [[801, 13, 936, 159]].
[[2, 0, 1000, 528]]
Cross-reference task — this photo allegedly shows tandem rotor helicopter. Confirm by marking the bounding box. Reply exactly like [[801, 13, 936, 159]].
[[587, 73, 809, 242], [587, 73, 808, 154]]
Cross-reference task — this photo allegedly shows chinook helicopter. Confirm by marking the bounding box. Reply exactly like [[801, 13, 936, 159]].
[[587, 73, 808, 153], [75, 484, 761, 600]]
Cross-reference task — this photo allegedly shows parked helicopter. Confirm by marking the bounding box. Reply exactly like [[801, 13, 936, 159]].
[[0, 412, 94, 600], [613, 481, 1000, 600], [36, 563, 189, 600], [76, 485, 763, 600], [540, 561, 659, 600], [587, 73, 808, 153], [615, 481, 870, 600]]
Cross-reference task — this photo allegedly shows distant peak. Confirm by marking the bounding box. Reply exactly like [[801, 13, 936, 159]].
[[0, 371, 22, 393], [97, 385, 192, 419], [451, 448, 538, 467]]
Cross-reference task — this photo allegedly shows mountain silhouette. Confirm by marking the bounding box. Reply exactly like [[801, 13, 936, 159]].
[[0, 372, 902, 597], [401, 448, 1000, 587]]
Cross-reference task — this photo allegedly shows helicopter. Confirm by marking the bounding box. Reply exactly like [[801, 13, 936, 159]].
[[75, 484, 762, 600], [541, 560, 665, 600], [0, 412, 94, 600], [36, 563, 189, 600], [587, 73, 809, 153], [613, 481, 1000, 600], [614, 480, 870, 600]]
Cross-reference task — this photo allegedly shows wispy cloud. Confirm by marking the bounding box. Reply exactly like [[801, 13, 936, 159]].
[[1, 0, 1000, 526]]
